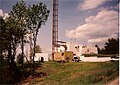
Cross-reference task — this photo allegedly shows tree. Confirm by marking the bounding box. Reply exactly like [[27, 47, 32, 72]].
[[104, 38, 119, 54], [10, 0, 28, 66], [0, 17, 8, 54], [10, 1, 50, 64], [0, 16, 23, 84], [27, 3, 50, 64], [0, 17, 9, 83], [30, 45, 42, 60], [0, 16, 23, 62], [0, 0, 50, 83], [99, 38, 119, 54], [17, 53, 24, 64]]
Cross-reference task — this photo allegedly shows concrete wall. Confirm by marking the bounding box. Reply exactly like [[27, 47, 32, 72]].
[[80, 56, 111, 62]]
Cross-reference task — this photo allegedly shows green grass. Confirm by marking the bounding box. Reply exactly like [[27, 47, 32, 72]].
[[31, 61, 118, 85]]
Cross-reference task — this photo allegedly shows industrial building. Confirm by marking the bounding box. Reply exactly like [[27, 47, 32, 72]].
[[54, 51, 73, 62], [35, 53, 50, 61], [34, 41, 98, 62], [51, 0, 98, 61], [57, 41, 98, 56]]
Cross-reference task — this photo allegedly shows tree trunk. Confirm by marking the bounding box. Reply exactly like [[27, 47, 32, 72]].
[[8, 42, 21, 83], [33, 31, 38, 64], [8, 43, 12, 65], [21, 35, 24, 67], [33, 36, 36, 64], [29, 40, 32, 62], [32, 32, 38, 72]]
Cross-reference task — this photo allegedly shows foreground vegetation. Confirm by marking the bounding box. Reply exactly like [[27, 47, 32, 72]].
[[0, 0, 118, 84], [25, 61, 119, 85], [0, 1, 49, 84]]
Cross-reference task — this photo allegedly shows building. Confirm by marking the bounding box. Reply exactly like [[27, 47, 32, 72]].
[[54, 51, 73, 61], [57, 42, 98, 56], [35, 53, 50, 61]]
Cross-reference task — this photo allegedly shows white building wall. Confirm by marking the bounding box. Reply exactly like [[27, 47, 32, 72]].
[[66, 42, 70, 51], [81, 46, 98, 54], [80, 56, 111, 62], [58, 46, 65, 52], [67, 42, 82, 56], [35, 53, 49, 61], [57, 42, 98, 56]]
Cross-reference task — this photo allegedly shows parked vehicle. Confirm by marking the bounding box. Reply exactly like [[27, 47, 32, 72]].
[[73, 56, 80, 62]]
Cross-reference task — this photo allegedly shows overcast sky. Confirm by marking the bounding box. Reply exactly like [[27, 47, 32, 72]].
[[1, 0, 119, 53]]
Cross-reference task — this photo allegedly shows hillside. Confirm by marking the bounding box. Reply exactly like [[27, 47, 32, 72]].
[[24, 61, 119, 85]]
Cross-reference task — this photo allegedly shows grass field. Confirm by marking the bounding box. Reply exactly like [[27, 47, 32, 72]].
[[28, 61, 119, 85]]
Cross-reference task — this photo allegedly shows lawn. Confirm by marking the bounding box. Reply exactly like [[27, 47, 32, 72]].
[[27, 61, 119, 85]]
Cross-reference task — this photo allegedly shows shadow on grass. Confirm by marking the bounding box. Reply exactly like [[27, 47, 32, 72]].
[[0, 61, 47, 84], [18, 62, 49, 84]]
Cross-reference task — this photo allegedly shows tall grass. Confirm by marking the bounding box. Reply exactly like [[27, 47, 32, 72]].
[[33, 61, 119, 85]]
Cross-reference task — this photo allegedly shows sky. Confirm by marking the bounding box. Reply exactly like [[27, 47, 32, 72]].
[[1, 0, 119, 53]]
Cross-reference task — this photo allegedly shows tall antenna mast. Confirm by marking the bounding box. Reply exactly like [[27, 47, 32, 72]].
[[52, 0, 58, 60]]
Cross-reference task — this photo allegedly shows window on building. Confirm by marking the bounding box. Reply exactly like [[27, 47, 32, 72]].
[[62, 53, 64, 56], [87, 49, 89, 52]]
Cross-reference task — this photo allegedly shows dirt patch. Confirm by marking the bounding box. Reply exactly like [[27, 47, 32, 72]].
[[107, 77, 119, 85], [18, 72, 47, 84]]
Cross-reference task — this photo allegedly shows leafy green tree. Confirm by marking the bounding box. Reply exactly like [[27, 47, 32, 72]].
[[0, 0, 50, 83], [104, 38, 119, 54], [0, 17, 8, 54], [0, 16, 23, 62], [0, 17, 9, 83], [99, 38, 119, 54], [27, 3, 50, 63], [99, 48, 106, 54], [0, 16, 22, 84], [10, 1, 50, 64], [10, 0, 28, 65]]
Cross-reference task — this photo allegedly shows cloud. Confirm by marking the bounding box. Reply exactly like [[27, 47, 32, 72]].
[[0, 9, 4, 16], [0, 9, 9, 19], [88, 33, 117, 43], [65, 9, 118, 46], [3, 13, 9, 19], [79, 0, 106, 10]]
